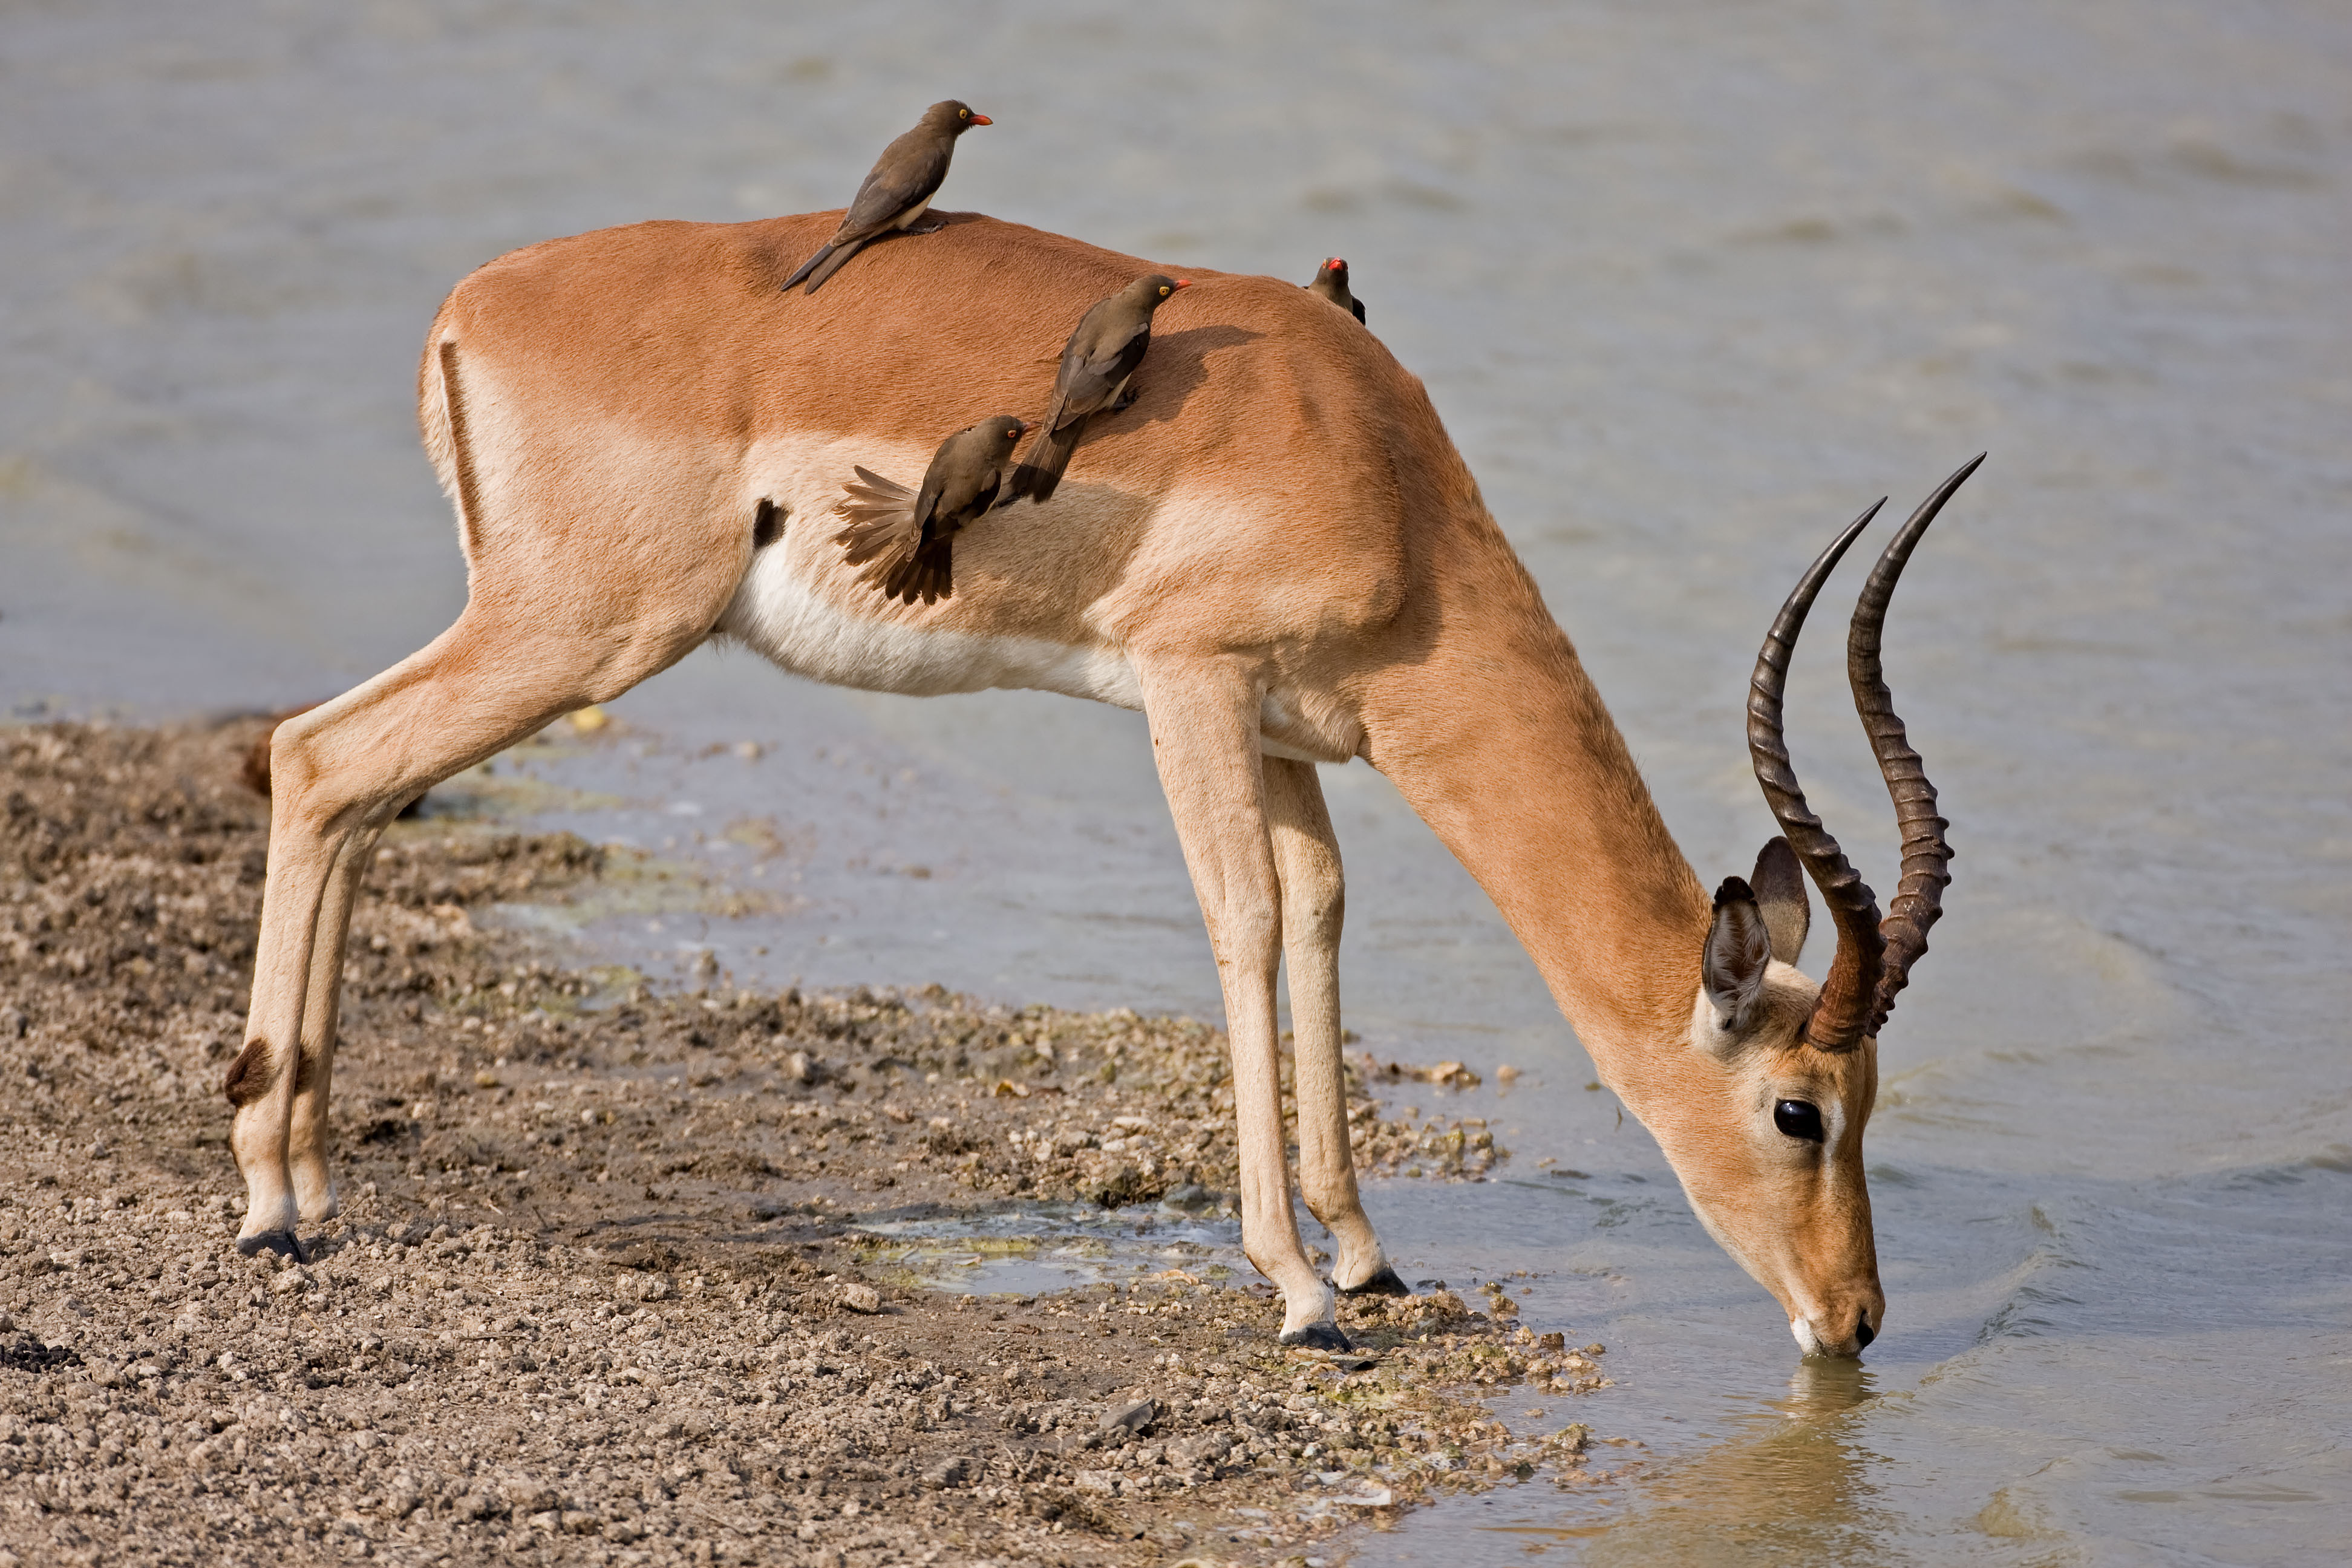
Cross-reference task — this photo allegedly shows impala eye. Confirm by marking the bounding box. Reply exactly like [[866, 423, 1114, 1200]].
[[1773, 1099, 1825, 1143]]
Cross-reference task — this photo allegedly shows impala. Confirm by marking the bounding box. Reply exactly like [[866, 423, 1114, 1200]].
[[230, 208, 1973, 1356]]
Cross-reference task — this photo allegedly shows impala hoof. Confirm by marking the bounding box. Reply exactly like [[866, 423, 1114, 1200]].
[[236, 1229, 307, 1264], [1338, 1266, 1412, 1298], [1279, 1321, 1353, 1351]]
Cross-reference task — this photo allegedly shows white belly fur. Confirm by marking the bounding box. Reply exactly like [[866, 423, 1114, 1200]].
[[713, 437, 1356, 763], [718, 542, 1145, 708]]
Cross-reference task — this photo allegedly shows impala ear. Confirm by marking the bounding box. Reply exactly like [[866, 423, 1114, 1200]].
[[1750, 836, 1810, 965], [1702, 877, 1773, 1034]]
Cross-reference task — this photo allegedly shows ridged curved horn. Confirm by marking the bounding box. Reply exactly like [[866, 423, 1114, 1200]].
[[1747, 500, 1889, 1052], [1851, 454, 1981, 1034]]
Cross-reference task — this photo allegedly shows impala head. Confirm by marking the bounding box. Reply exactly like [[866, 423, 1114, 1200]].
[[929, 100, 992, 132], [1661, 456, 1982, 1358]]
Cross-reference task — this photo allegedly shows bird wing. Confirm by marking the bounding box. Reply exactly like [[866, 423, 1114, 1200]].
[[1050, 309, 1153, 430], [837, 128, 951, 240], [941, 465, 1003, 531]]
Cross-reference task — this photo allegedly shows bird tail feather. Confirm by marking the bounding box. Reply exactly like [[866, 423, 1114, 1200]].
[[1011, 420, 1083, 504], [781, 242, 835, 291], [834, 466, 951, 604], [799, 235, 870, 295]]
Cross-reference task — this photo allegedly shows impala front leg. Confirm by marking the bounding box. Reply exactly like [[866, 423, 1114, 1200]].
[[1140, 662, 1344, 1348], [1264, 758, 1406, 1297]]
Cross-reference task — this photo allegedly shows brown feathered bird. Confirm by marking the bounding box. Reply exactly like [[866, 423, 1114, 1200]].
[[1009, 275, 1188, 503], [1306, 257, 1365, 324], [834, 416, 1028, 604], [782, 100, 991, 295]]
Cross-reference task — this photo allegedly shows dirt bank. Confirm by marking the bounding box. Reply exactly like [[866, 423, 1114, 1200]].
[[1, 723, 1632, 1566]]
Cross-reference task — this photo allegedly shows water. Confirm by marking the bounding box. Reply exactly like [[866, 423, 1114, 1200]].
[[5, 1, 2348, 1560]]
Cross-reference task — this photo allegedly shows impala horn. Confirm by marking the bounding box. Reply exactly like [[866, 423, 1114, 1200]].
[[1746, 455, 1982, 1050]]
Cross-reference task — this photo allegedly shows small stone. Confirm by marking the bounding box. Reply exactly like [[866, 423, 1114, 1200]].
[[502, 1480, 557, 1513], [922, 1455, 973, 1488], [1167, 1432, 1232, 1468], [837, 1282, 881, 1315], [0, 1007, 26, 1037], [1074, 1469, 1121, 1496], [1098, 1397, 1157, 1439]]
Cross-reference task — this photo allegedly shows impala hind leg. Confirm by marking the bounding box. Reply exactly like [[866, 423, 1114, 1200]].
[[1264, 758, 1406, 1297], [230, 603, 717, 1256], [1140, 664, 1342, 1347]]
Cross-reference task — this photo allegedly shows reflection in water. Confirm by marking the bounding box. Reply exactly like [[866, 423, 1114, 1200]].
[[1567, 1361, 1890, 1567]]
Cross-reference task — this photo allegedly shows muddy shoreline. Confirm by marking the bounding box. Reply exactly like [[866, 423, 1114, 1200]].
[[1, 723, 1631, 1566]]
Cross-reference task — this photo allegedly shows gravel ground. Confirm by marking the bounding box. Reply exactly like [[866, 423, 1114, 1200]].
[[1, 722, 1636, 1566]]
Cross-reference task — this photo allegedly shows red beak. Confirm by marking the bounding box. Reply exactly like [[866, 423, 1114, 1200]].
[[969, 114, 993, 126], [1174, 278, 1191, 289]]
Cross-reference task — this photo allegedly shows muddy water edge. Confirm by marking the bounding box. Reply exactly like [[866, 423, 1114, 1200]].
[[0, 722, 1626, 1565]]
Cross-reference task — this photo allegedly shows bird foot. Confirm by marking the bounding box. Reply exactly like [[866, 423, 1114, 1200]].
[[906, 220, 948, 235], [1111, 387, 1141, 413]]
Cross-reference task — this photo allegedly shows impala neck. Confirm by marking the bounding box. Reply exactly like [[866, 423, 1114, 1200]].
[[1361, 523, 1713, 1088]]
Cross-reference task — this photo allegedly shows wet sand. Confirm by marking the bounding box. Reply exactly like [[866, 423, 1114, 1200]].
[[0, 722, 1627, 1566]]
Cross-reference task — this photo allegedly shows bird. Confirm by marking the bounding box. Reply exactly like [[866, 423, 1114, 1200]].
[[1009, 275, 1189, 503], [781, 100, 991, 295], [1306, 257, 1365, 324], [832, 416, 1028, 604]]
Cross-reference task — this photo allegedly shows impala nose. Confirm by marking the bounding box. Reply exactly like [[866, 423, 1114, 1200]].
[[1794, 1300, 1883, 1357]]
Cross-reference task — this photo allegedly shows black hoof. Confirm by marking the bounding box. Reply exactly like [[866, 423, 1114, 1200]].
[[236, 1229, 306, 1264], [1339, 1265, 1413, 1298], [1279, 1321, 1354, 1352]]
